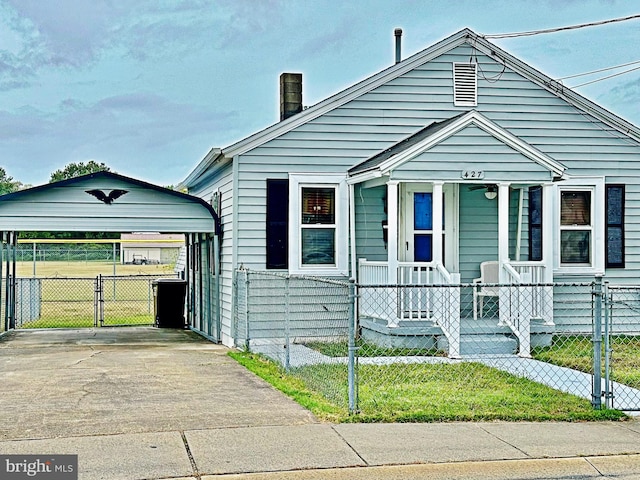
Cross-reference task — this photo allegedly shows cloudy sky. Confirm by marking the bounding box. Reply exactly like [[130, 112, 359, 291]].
[[1, 0, 639, 187]]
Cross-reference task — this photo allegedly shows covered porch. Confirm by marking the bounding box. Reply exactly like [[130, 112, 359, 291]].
[[347, 111, 565, 357]]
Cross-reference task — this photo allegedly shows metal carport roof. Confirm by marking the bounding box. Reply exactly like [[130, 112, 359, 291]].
[[0, 171, 219, 233]]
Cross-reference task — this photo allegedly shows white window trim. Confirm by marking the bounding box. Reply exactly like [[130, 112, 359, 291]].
[[553, 177, 605, 275], [288, 173, 348, 275]]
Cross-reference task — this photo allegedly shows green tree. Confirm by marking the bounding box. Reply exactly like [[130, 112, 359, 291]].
[[0, 167, 23, 194], [49, 161, 111, 183]]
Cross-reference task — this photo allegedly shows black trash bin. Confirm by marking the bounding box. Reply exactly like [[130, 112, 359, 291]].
[[153, 278, 187, 328]]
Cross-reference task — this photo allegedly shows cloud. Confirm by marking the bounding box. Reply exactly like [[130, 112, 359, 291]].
[[0, 92, 238, 184]]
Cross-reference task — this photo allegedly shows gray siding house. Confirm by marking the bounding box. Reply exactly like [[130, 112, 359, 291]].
[[181, 29, 640, 350]]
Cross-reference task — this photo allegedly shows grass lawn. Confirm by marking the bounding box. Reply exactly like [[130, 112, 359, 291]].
[[229, 351, 626, 423], [533, 335, 640, 388], [12, 261, 176, 328], [16, 260, 174, 278]]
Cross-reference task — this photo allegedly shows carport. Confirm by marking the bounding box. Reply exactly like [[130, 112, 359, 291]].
[[0, 171, 220, 341]]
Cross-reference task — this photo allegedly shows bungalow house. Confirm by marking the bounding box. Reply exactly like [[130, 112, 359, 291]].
[[180, 28, 640, 354]]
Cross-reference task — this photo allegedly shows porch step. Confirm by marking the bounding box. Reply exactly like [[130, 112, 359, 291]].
[[438, 333, 518, 356]]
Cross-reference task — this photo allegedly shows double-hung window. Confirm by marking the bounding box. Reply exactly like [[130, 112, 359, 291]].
[[289, 174, 348, 275], [556, 178, 605, 273], [301, 186, 336, 266], [560, 189, 593, 265]]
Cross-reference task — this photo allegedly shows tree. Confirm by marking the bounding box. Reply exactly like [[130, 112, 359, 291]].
[[49, 161, 111, 183], [0, 167, 23, 195]]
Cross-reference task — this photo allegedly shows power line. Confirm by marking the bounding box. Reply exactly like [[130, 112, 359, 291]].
[[570, 64, 640, 88], [483, 13, 640, 39], [559, 60, 640, 80]]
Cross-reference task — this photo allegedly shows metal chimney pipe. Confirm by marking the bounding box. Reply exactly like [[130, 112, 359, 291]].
[[394, 28, 403, 64]]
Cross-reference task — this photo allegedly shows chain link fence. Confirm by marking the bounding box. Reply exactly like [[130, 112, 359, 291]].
[[605, 285, 640, 410], [235, 269, 640, 414], [234, 269, 353, 407], [7, 274, 179, 329]]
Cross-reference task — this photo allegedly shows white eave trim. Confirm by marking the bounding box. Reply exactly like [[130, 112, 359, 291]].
[[374, 110, 565, 178], [222, 30, 474, 158], [178, 148, 224, 189]]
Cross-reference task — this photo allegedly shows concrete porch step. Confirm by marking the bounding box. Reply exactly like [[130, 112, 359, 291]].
[[438, 333, 518, 356]]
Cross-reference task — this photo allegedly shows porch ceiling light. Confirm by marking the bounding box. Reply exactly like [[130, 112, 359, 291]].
[[484, 185, 497, 200]]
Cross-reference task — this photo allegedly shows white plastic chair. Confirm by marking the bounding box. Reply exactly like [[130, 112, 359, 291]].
[[473, 261, 499, 320]]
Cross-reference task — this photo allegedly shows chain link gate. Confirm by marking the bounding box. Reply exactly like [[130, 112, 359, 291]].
[[603, 284, 640, 411], [12, 274, 178, 329]]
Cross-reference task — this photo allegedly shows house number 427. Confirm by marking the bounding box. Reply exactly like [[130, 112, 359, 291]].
[[461, 170, 484, 179]]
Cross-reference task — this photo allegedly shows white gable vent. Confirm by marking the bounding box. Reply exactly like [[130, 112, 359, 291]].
[[453, 63, 477, 107]]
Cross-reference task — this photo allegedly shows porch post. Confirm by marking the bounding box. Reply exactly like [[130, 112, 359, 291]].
[[387, 181, 399, 284], [542, 183, 554, 283], [432, 182, 443, 265], [498, 183, 510, 283]]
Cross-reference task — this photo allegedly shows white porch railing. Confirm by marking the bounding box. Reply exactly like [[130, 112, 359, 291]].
[[358, 259, 461, 358], [501, 261, 552, 357]]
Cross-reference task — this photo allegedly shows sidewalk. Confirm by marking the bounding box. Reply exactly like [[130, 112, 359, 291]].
[[1, 328, 639, 479], [2, 421, 639, 479]]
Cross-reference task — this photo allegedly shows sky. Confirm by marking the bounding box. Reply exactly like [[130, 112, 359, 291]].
[[0, 0, 639, 188]]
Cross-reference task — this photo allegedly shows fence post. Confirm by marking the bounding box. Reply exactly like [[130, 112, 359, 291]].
[[284, 276, 291, 371], [603, 281, 612, 409], [244, 270, 250, 352], [347, 278, 357, 414], [592, 275, 603, 409]]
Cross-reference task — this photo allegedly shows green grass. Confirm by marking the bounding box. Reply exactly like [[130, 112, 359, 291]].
[[229, 350, 626, 423], [533, 335, 640, 388], [304, 340, 444, 358]]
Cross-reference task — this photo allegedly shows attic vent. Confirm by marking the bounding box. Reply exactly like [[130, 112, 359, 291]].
[[453, 63, 477, 107]]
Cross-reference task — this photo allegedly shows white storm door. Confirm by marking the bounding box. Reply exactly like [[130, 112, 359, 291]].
[[403, 184, 457, 268]]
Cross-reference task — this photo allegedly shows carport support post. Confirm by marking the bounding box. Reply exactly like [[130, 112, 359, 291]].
[[348, 278, 357, 414], [592, 275, 603, 409]]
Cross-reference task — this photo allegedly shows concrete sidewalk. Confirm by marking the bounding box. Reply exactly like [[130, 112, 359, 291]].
[[1, 328, 639, 480]]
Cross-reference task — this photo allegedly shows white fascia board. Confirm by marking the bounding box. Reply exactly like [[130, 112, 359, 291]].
[[178, 148, 224, 190], [223, 31, 473, 158], [377, 110, 565, 178], [471, 39, 640, 144], [470, 113, 566, 177]]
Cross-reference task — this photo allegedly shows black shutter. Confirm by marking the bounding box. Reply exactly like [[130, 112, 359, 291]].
[[266, 179, 289, 269], [528, 186, 542, 261], [606, 185, 625, 268]]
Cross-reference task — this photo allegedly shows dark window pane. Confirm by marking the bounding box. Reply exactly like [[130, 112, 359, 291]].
[[414, 234, 433, 262], [302, 228, 335, 265], [561, 230, 590, 264], [302, 188, 335, 224], [561, 191, 590, 226]]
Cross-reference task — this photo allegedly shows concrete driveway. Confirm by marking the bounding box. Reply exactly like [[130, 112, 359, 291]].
[[2, 327, 640, 480], [0, 327, 316, 441]]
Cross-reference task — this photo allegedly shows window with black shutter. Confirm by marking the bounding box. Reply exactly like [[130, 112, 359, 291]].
[[528, 186, 542, 261], [606, 184, 625, 268], [266, 179, 289, 269]]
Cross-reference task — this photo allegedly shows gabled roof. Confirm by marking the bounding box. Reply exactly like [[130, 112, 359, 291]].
[[348, 110, 566, 183], [181, 28, 640, 188]]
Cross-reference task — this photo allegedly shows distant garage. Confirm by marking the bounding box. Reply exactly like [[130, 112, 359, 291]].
[[0, 171, 220, 341]]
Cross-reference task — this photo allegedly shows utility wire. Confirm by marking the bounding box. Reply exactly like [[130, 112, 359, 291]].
[[559, 60, 640, 80], [571, 64, 640, 88], [483, 13, 640, 39]]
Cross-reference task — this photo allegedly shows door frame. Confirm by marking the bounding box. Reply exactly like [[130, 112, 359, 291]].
[[400, 183, 459, 271]]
